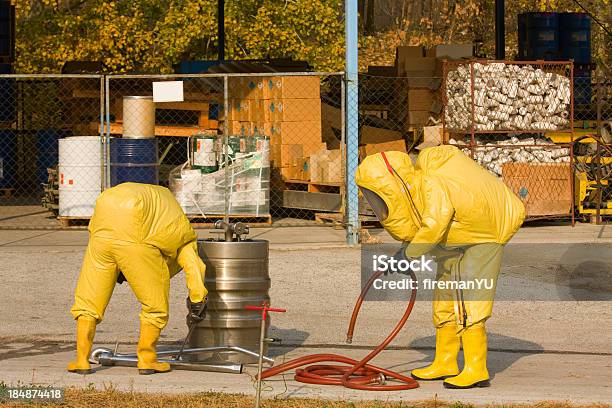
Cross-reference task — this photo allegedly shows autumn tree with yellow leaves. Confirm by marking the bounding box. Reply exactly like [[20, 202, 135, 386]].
[[12, 0, 610, 74], [14, 0, 344, 73]]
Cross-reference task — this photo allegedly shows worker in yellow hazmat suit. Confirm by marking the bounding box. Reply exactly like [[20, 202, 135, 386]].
[[355, 146, 525, 389], [68, 183, 208, 375]]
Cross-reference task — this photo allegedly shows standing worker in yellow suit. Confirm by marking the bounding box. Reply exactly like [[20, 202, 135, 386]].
[[355, 146, 525, 389], [68, 183, 208, 375]]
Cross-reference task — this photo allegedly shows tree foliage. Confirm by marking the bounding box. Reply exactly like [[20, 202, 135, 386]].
[[14, 0, 344, 73], [14, 0, 610, 74], [361, 0, 610, 73]]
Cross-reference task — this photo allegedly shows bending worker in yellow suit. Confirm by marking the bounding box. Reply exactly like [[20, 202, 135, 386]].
[[68, 182, 207, 375], [355, 146, 525, 389]]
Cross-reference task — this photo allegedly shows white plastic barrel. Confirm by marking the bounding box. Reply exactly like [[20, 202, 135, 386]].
[[59, 136, 102, 217]]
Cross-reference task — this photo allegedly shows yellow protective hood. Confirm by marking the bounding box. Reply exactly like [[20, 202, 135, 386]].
[[355, 151, 421, 242], [89, 183, 197, 258], [356, 146, 525, 255]]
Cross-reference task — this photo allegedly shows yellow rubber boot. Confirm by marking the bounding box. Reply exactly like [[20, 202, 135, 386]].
[[67, 316, 97, 374], [443, 323, 490, 389], [137, 322, 171, 375], [411, 324, 460, 380]]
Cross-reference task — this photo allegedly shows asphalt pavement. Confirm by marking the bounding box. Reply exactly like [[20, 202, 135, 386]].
[[0, 224, 610, 404]]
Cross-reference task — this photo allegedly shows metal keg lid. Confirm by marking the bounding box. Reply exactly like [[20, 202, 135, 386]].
[[124, 95, 153, 100]]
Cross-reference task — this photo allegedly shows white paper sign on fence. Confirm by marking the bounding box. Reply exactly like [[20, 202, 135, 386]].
[[153, 81, 184, 102]]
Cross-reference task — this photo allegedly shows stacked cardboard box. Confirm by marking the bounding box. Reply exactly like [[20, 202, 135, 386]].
[[222, 76, 329, 182], [395, 44, 473, 128]]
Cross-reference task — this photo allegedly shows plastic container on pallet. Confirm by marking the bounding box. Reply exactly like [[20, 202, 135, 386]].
[[518, 12, 560, 60], [58, 136, 101, 217], [559, 12, 591, 64]]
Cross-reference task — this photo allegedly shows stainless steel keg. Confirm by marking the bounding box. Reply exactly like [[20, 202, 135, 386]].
[[188, 222, 270, 364]]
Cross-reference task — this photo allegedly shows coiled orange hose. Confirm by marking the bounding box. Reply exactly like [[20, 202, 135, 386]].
[[261, 270, 419, 391]]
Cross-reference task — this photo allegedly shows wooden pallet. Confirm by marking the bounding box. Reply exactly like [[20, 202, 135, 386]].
[[105, 122, 216, 137], [0, 188, 15, 199], [58, 216, 91, 228], [187, 214, 272, 227], [315, 212, 380, 227], [283, 179, 342, 194], [58, 214, 273, 228]]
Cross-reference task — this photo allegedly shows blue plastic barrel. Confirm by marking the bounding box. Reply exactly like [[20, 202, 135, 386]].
[[0, 129, 15, 188], [36, 129, 69, 187], [110, 138, 159, 186], [517, 14, 527, 59], [519, 13, 560, 60], [177, 60, 220, 74], [0, 63, 15, 122], [559, 13, 591, 64], [573, 67, 592, 109]]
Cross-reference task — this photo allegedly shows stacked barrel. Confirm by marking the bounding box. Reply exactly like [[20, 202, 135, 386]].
[[518, 12, 593, 114], [110, 96, 159, 186]]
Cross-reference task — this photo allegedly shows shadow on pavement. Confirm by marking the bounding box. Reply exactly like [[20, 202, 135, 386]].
[[267, 326, 310, 357], [0, 341, 75, 362]]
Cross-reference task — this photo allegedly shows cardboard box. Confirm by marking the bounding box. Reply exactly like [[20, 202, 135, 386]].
[[310, 149, 342, 183], [502, 163, 572, 216], [271, 144, 303, 167], [416, 125, 443, 150], [396, 46, 424, 59], [266, 76, 321, 99], [268, 121, 323, 145], [396, 46, 425, 75], [406, 74, 438, 88], [361, 125, 403, 144], [359, 139, 407, 159], [279, 166, 297, 180], [303, 142, 327, 157], [294, 157, 310, 181], [408, 89, 435, 111], [249, 99, 271, 122], [367, 66, 397, 76], [228, 121, 250, 136], [268, 99, 322, 122], [227, 77, 246, 99], [323, 159, 342, 183], [434, 44, 473, 60], [402, 57, 437, 74], [241, 77, 270, 100], [407, 111, 431, 126], [228, 99, 250, 121]]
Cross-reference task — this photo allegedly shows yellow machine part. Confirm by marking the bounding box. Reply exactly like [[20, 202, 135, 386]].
[[575, 172, 612, 215]]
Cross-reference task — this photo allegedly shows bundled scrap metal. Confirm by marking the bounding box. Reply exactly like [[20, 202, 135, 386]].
[[445, 62, 571, 131], [449, 136, 571, 176]]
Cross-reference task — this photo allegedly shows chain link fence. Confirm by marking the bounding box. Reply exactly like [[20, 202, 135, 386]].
[[0, 67, 610, 228], [105, 73, 344, 227], [0, 75, 103, 220]]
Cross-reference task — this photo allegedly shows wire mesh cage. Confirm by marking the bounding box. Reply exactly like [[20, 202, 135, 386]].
[[443, 60, 574, 136]]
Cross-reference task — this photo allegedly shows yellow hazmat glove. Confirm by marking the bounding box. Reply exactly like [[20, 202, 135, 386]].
[[176, 240, 207, 303]]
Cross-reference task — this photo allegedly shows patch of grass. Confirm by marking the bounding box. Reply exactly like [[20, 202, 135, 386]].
[[1, 389, 611, 408]]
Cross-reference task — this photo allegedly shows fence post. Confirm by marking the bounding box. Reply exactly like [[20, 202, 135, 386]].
[[223, 75, 230, 224], [345, 0, 360, 245], [104, 75, 111, 189]]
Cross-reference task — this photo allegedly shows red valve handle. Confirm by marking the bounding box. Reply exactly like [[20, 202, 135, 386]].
[[245, 303, 286, 321]]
